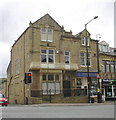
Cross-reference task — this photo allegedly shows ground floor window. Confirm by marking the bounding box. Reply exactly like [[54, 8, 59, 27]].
[[42, 74, 61, 95]]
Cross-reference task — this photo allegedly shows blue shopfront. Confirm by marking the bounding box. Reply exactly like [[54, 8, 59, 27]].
[[76, 72, 98, 78], [75, 72, 98, 95]]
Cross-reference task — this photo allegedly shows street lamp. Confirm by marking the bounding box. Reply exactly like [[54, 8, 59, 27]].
[[96, 34, 101, 90], [85, 16, 98, 103]]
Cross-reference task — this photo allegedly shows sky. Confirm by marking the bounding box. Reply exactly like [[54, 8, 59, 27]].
[[0, 0, 115, 78]]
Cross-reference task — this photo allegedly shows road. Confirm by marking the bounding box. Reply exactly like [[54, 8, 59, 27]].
[[0, 104, 115, 118]]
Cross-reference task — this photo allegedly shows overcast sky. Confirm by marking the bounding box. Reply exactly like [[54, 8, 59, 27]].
[[0, 0, 115, 78]]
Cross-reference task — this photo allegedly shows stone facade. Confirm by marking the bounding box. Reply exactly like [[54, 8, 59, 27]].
[[7, 14, 104, 104], [99, 41, 116, 100]]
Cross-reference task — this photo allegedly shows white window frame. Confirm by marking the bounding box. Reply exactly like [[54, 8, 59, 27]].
[[87, 53, 91, 66], [82, 37, 85, 45], [86, 37, 90, 46], [41, 49, 54, 64], [80, 52, 91, 67], [80, 52, 85, 66], [42, 74, 61, 95], [82, 37, 89, 46], [111, 64, 114, 73], [65, 51, 70, 64], [41, 28, 53, 42]]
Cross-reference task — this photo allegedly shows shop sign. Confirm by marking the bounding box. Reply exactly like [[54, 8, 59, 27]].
[[76, 72, 98, 77], [102, 79, 116, 86], [102, 79, 114, 82]]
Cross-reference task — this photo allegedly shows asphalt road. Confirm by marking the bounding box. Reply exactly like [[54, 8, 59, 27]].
[[0, 104, 115, 118]]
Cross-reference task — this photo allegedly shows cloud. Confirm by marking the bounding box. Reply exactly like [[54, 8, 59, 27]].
[[0, 0, 115, 77]]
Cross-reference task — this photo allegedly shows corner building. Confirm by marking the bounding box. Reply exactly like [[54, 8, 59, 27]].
[[7, 14, 99, 104]]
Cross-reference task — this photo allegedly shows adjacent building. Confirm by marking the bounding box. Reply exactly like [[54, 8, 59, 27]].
[[0, 78, 7, 96], [99, 41, 116, 100]]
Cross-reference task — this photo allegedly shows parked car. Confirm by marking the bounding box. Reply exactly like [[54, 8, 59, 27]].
[[0, 93, 8, 106]]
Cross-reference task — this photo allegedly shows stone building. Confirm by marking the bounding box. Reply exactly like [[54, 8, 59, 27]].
[[0, 78, 7, 96], [99, 41, 116, 100], [7, 14, 99, 104]]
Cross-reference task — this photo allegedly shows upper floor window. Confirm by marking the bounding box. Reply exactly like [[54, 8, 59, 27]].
[[80, 52, 85, 66], [80, 52, 91, 66], [81, 37, 89, 46], [103, 45, 108, 52], [111, 62, 115, 73], [87, 53, 91, 66], [41, 49, 54, 63], [41, 28, 53, 42], [86, 37, 89, 46], [82, 37, 85, 45], [102, 61, 115, 73], [106, 61, 110, 72], [99, 44, 110, 52], [65, 51, 70, 64]]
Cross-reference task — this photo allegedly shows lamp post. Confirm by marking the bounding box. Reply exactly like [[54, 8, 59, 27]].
[[85, 16, 98, 103], [96, 34, 101, 90]]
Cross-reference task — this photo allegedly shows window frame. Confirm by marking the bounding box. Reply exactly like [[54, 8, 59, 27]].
[[41, 28, 53, 42], [42, 74, 60, 95], [82, 37, 85, 46], [65, 51, 70, 64], [41, 49, 54, 64], [82, 37, 89, 46], [80, 52, 85, 66], [80, 52, 91, 66]]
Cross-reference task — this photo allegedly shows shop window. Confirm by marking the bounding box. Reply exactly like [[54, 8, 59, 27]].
[[42, 74, 61, 95], [42, 74, 46, 81], [48, 82, 55, 94], [56, 82, 60, 94], [55, 75, 59, 81], [48, 74, 54, 81], [77, 79, 82, 85], [42, 82, 47, 95]]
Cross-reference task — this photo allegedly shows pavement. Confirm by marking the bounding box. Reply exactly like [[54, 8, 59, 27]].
[[12, 101, 115, 107]]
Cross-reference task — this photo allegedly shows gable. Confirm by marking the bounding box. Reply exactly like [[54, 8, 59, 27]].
[[99, 41, 109, 46], [33, 14, 62, 31], [75, 29, 91, 38]]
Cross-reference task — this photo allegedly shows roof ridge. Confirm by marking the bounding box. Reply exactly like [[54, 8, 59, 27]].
[[32, 13, 62, 28]]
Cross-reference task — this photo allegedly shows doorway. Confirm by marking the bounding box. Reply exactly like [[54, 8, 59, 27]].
[[63, 81, 71, 97]]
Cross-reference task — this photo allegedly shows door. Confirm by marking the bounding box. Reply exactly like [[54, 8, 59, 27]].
[[63, 81, 71, 97]]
